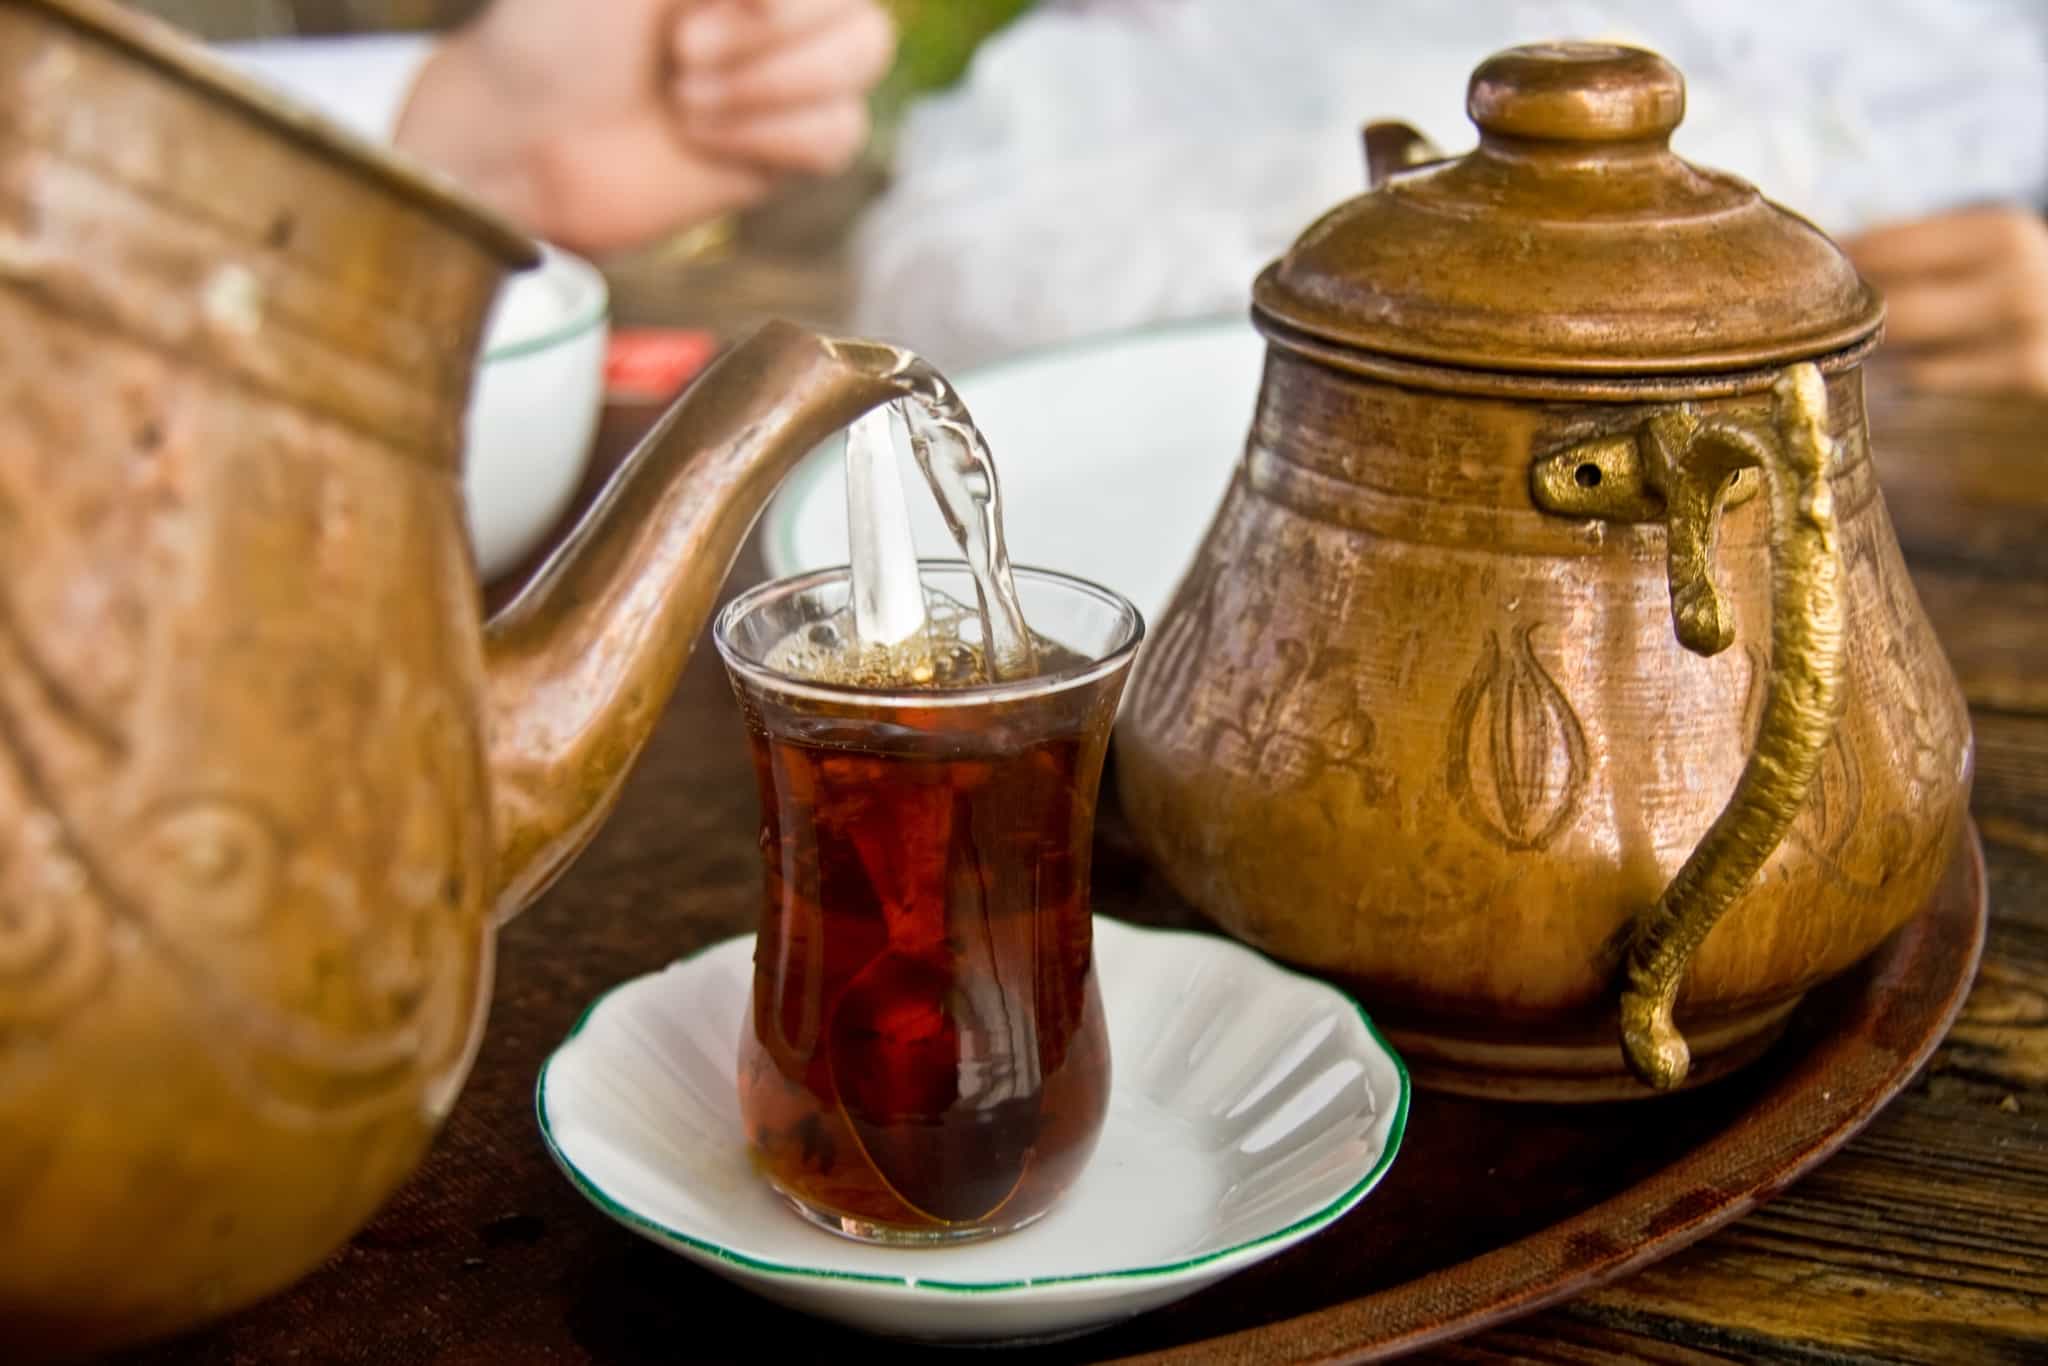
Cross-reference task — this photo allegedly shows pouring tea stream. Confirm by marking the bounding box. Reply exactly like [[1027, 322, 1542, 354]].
[[844, 406, 930, 651], [825, 409, 1040, 1227]]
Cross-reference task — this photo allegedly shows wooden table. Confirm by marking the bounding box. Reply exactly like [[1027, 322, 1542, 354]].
[[134, 251, 2047, 1361], [1505, 385, 2048, 1363]]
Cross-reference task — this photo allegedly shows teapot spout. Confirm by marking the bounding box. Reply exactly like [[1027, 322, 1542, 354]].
[[480, 320, 901, 919]]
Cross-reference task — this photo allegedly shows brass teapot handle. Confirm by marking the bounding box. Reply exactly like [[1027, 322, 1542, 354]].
[[1363, 121, 1444, 188], [1531, 365, 1848, 1088]]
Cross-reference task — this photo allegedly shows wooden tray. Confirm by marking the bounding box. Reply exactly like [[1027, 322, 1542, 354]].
[[132, 745, 1987, 1366], [1053, 820, 1989, 1364]]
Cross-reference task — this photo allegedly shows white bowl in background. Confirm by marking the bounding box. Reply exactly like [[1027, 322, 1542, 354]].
[[463, 244, 609, 582]]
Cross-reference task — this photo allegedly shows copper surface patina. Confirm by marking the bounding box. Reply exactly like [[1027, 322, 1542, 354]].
[[1116, 43, 1973, 1099], [0, 0, 913, 1352]]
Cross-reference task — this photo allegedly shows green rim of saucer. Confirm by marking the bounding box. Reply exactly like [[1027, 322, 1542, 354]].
[[534, 915, 1410, 1295]]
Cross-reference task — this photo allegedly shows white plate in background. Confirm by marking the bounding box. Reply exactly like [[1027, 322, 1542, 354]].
[[759, 318, 1266, 628]]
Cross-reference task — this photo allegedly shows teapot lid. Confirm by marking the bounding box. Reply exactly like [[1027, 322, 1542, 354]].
[[1252, 43, 1884, 376]]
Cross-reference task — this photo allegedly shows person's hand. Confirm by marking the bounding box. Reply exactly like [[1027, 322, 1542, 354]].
[[1842, 205, 2048, 396], [395, 0, 896, 255]]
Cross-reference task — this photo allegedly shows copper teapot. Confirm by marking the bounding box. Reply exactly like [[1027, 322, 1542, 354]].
[[0, 1, 914, 1353], [1117, 44, 1973, 1101]]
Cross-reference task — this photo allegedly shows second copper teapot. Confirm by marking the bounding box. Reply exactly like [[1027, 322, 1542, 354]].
[[1117, 43, 1973, 1100]]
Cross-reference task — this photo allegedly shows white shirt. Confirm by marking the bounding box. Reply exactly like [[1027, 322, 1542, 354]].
[[853, 0, 2048, 368]]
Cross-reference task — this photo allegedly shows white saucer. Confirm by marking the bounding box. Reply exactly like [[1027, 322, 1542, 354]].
[[759, 317, 1266, 628], [536, 916, 1408, 1344]]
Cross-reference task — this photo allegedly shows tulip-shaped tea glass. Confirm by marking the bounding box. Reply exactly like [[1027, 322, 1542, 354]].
[[715, 562, 1143, 1244]]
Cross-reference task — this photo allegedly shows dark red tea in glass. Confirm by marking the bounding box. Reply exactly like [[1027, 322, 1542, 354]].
[[714, 563, 1142, 1244]]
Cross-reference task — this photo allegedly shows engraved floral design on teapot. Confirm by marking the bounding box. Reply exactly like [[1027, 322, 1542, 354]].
[[0, 602, 486, 1126], [1205, 633, 1395, 805], [0, 597, 120, 1036], [121, 655, 487, 1127], [1445, 624, 1589, 853], [0, 805, 104, 1033]]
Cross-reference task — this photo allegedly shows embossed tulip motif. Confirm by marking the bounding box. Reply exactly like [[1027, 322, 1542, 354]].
[[0, 803, 101, 1034], [119, 659, 486, 1126], [0, 597, 123, 1038], [1789, 730, 1862, 860], [0, 604, 485, 1125], [1446, 625, 1589, 853]]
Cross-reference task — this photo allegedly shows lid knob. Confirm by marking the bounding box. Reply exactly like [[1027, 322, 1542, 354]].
[[1468, 42, 1684, 144]]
